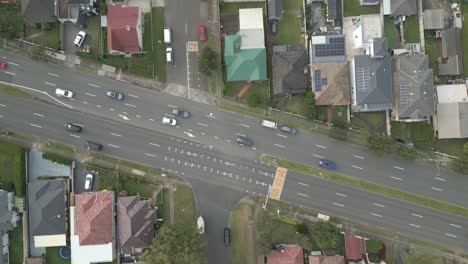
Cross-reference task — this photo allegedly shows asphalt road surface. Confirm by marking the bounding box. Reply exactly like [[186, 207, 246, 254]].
[[0, 94, 467, 253]]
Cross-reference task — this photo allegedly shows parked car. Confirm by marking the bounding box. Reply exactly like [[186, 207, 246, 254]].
[[162, 116, 177, 126], [106, 91, 125, 100], [74, 31, 87, 47], [85, 141, 102, 151], [280, 125, 296, 134], [0, 61, 7, 69], [55, 88, 74, 98], [65, 123, 82, 132], [172, 108, 191, 118], [224, 227, 231, 246], [319, 159, 336, 170], [199, 25, 207, 41], [261, 120, 279, 129], [236, 136, 253, 146], [84, 173, 94, 190]]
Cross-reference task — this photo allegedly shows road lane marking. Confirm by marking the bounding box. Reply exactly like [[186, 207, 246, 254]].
[[332, 202, 344, 207], [124, 103, 136, 108], [297, 193, 308, 197], [88, 83, 100, 88], [144, 153, 157, 157], [393, 166, 405, 171], [85, 92, 96, 97], [371, 213, 383, 218], [297, 182, 309, 187], [276, 133, 287, 138], [449, 224, 462, 228], [353, 155, 365, 159], [48, 72, 59, 77], [431, 187, 443, 192], [373, 203, 385, 208], [335, 192, 347, 197], [434, 177, 446, 182], [352, 165, 363, 170], [409, 224, 420, 228], [45, 82, 56, 86], [239, 124, 250, 128], [0, 115, 3, 118], [128, 94, 139, 98], [29, 124, 42, 128], [8, 62, 18, 66], [205, 114, 216, 119], [445, 233, 457, 238], [390, 176, 403, 181], [83, 101, 88, 104], [313, 154, 324, 158], [110, 133, 122, 137], [69, 134, 80, 138], [315, 144, 327, 149], [5, 71, 15, 76], [274, 144, 285, 148], [168, 104, 177, 108], [107, 144, 120, 148], [33, 113, 44, 117], [197, 122, 208, 127], [227, 140, 231, 142], [0, 104, 5, 107], [97, 105, 102, 108], [149, 142, 160, 147], [411, 213, 423, 218], [236, 133, 246, 137]]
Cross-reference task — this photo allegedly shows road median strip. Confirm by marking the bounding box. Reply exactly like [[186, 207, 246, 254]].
[[260, 154, 468, 218]]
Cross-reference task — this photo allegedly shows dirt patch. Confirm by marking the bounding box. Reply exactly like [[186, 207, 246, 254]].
[[221, 14, 239, 34]]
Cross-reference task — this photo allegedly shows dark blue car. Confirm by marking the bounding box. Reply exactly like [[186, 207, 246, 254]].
[[319, 159, 336, 170]]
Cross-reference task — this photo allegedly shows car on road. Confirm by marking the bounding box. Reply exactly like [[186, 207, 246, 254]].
[[199, 25, 207, 41], [166, 47, 173, 64], [84, 173, 94, 190], [261, 120, 279, 129], [0, 61, 7, 69], [106, 91, 125, 100], [74, 31, 87, 47], [319, 159, 336, 170], [236, 136, 253, 146], [224, 227, 231, 246], [280, 125, 296, 134], [172, 108, 191, 118], [162, 116, 177, 126], [65, 123, 82, 132], [55, 88, 74, 98], [85, 141, 102, 151]]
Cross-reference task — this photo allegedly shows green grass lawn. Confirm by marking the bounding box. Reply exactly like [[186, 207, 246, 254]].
[[30, 22, 61, 50], [173, 186, 196, 226], [220, 2, 265, 15], [153, 7, 166, 82], [343, 0, 379, 17], [0, 6, 23, 39], [9, 226, 23, 264], [224, 80, 271, 105], [403, 16, 420, 43], [366, 239, 384, 254], [434, 138, 467, 157], [0, 140, 26, 197], [384, 17, 400, 49], [285, 94, 306, 115], [405, 251, 444, 264], [155, 188, 170, 221], [424, 37, 441, 76], [351, 112, 385, 133], [0, 83, 33, 99], [461, 3, 468, 77], [87, 16, 101, 54], [271, 220, 298, 244], [316, 105, 328, 122], [46, 247, 71, 264], [278, 0, 302, 45], [230, 201, 255, 264]]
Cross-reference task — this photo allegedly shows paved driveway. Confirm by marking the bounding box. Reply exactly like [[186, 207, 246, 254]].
[[63, 22, 93, 55], [74, 162, 99, 194], [28, 150, 71, 182]]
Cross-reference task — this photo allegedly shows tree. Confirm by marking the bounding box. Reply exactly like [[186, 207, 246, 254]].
[[303, 93, 317, 120], [397, 145, 417, 161], [367, 134, 394, 155], [143, 224, 207, 264], [246, 93, 264, 107], [198, 46, 219, 76], [313, 222, 340, 249], [0, 6, 22, 39], [454, 142, 468, 175], [255, 211, 277, 255]]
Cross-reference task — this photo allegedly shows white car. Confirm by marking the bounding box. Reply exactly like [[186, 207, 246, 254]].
[[55, 88, 74, 98], [74, 31, 87, 47], [162, 116, 177, 126], [84, 173, 93, 190]]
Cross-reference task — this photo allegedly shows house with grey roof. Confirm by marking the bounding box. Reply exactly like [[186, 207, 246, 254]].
[[383, 0, 417, 16], [0, 190, 13, 264], [326, 0, 342, 28], [268, 0, 282, 22], [20, 0, 57, 23], [392, 52, 434, 121], [423, 9, 446, 30], [272, 45, 309, 95], [28, 180, 67, 249], [438, 28, 463, 76], [350, 38, 393, 112]]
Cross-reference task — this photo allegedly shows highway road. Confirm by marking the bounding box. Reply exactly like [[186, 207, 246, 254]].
[[0, 93, 467, 252]]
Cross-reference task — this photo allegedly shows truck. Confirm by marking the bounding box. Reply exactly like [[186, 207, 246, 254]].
[[261, 120, 279, 129]]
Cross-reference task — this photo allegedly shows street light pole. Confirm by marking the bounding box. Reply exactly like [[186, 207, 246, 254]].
[[262, 185, 272, 210]]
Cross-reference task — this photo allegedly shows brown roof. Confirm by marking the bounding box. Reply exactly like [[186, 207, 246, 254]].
[[118, 196, 156, 255], [309, 255, 345, 264], [344, 234, 363, 260], [312, 61, 350, 106], [107, 5, 141, 54], [75, 191, 114, 246], [268, 246, 304, 264]]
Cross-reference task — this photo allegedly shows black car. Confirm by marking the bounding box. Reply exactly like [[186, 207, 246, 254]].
[[106, 91, 125, 100], [172, 108, 191, 118], [65, 123, 82, 132], [236, 136, 253, 146], [224, 228, 231, 246], [280, 125, 296, 134], [85, 141, 102, 151]]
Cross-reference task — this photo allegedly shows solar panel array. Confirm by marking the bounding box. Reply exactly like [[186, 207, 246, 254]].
[[399, 78, 409, 106], [314, 70, 328, 92], [356, 67, 371, 93], [314, 36, 345, 57]]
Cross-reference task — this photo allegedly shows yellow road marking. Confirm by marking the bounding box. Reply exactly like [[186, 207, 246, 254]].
[[270, 167, 287, 200]]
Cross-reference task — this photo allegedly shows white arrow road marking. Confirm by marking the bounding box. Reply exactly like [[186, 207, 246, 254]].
[[118, 114, 130, 120], [184, 132, 195, 138]]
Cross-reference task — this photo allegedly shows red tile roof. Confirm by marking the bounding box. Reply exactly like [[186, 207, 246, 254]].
[[75, 191, 113, 245], [308, 255, 345, 264], [268, 246, 304, 264], [344, 234, 363, 261], [107, 4, 141, 54]]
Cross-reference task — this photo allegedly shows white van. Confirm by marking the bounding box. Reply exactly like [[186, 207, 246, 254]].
[[164, 27, 171, 44], [261, 120, 279, 129], [166, 47, 173, 64]]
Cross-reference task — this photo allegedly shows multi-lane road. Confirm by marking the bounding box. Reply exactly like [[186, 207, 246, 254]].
[[1, 51, 468, 254]]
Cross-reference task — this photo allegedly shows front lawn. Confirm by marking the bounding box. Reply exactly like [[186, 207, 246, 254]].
[[30, 22, 61, 50], [285, 94, 306, 115], [155, 188, 170, 221], [9, 226, 23, 264], [278, 0, 302, 45], [0, 140, 26, 197], [351, 112, 386, 133], [173, 186, 196, 226], [366, 239, 384, 254], [46, 247, 71, 264], [403, 16, 420, 43], [224, 80, 271, 106], [87, 16, 101, 54], [271, 220, 298, 244], [343, 0, 379, 17], [405, 251, 444, 264], [220, 2, 265, 15], [230, 201, 255, 264]]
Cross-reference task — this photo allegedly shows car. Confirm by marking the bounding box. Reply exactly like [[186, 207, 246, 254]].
[[280, 125, 297, 134], [0, 61, 7, 69], [162, 116, 177, 126], [319, 159, 336, 170], [223, 227, 231, 246], [166, 47, 173, 64], [199, 25, 207, 41], [74, 31, 87, 47], [65, 123, 82, 132], [106, 91, 125, 100], [172, 108, 191, 118], [84, 173, 94, 190], [85, 141, 102, 151], [236, 136, 253, 146], [55, 88, 74, 98]]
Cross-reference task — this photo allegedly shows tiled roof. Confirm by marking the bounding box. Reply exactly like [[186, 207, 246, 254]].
[[107, 5, 141, 54], [272, 45, 309, 95], [309, 255, 345, 264], [268, 246, 304, 264], [344, 234, 362, 260]]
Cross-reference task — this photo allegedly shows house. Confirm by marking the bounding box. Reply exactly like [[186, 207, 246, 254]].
[[311, 35, 346, 63], [118, 196, 156, 259], [268, 0, 282, 22], [224, 8, 267, 81], [359, 0, 379, 6], [0, 190, 13, 264], [268, 245, 304, 264], [423, 9, 446, 30], [438, 28, 463, 76], [352, 15, 382, 50], [392, 52, 435, 121], [57, 0, 98, 26], [326, 0, 343, 28], [272, 45, 309, 95], [107, 5, 143, 55], [312, 61, 350, 105], [344, 234, 363, 261], [350, 38, 393, 112], [435, 84, 468, 139], [309, 254, 345, 264], [28, 180, 67, 248], [71, 191, 114, 264], [20, 0, 57, 23], [383, 0, 417, 16]]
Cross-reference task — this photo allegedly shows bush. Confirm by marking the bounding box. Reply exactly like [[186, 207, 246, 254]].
[[368, 134, 394, 155], [303, 93, 317, 120], [198, 46, 219, 76], [296, 223, 307, 234], [398, 145, 417, 160], [246, 93, 264, 107], [42, 152, 72, 166], [313, 222, 341, 250], [368, 253, 381, 263]]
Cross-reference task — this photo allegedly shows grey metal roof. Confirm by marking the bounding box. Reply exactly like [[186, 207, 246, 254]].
[[360, 0, 380, 5], [423, 9, 446, 30], [439, 28, 464, 75], [327, 0, 342, 27], [311, 35, 346, 63], [437, 102, 468, 138], [385, 0, 417, 16], [0, 191, 12, 233], [268, 0, 282, 20], [370, 38, 387, 57], [20, 0, 57, 23], [272, 45, 309, 95], [28, 180, 66, 237]]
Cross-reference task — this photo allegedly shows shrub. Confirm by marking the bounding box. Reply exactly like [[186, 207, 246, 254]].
[[246, 93, 263, 107]]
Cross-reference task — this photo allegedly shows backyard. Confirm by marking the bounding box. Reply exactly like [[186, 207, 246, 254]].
[[462, 2, 468, 77], [46, 247, 71, 264], [9, 226, 23, 264], [403, 16, 420, 43], [278, 0, 303, 45], [0, 140, 26, 197], [343, 0, 379, 17], [230, 200, 255, 264], [384, 17, 400, 49], [425, 37, 441, 76], [173, 186, 196, 226]]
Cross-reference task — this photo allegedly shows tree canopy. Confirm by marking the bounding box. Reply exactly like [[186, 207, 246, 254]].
[[198, 46, 219, 76], [303, 93, 317, 120], [313, 222, 341, 249]]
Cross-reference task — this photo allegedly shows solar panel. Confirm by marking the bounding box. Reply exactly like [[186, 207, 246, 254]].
[[314, 36, 345, 57], [314, 70, 322, 92], [356, 67, 371, 93], [399, 78, 409, 106]]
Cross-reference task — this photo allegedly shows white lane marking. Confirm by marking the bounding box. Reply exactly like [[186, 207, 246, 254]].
[[449, 224, 462, 228], [197, 122, 208, 127], [353, 155, 365, 159], [48, 72, 59, 77], [298, 182, 309, 187], [0, 115, 3, 118], [73, 123, 84, 127], [352, 165, 363, 170], [33, 113, 44, 117], [411, 213, 423, 218], [88, 83, 100, 88], [0, 104, 6, 107], [373, 203, 385, 208], [110, 133, 122, 137], [335, 192, 347, 197], [85, 92, 96, 97], [371, 213, 383, 218], [313, 154, 324, 158], [128, 94, 139, 98], [45, 82, 56, 86], [107, 144, 120, 148], [168, 104, 177, 108], [8, 62, 19, 66], [297, 193, 309, 197], [315, 144, 327, 149], [205, 114, 217, 119], [390, 176, 403, 181], [434, 177, 446, 182], [393, 166, 405, 171], [409, 224, 421, 228], [124, 103, 136, 108], [83, 101, 88, 104], [5, 71, 15, 76], [236, 133, 246, 137], [97, 105, 102, 108], [29, 123, 42, 128], [144, 153, 157, 157], [226, 140, 231, 143], [239, 124, 250, 128], [445, 233, 457, 238], [332, 202, 344, 207], [431, 187, 443, 192], [69, 134, 81, 138], [149, 142, 160, 147], [274, 144, 285, 148], [109, 108, 114, 111], [276, 133, 287, 138]]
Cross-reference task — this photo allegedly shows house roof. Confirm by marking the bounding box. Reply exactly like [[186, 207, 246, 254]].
[[327, 0, 342, 27], [20, 0, 56, 23], [0, 190, 12, 232], [344, 234, 363, 260], [393, 52, 435, 120], [441, 28, 462, 57], [272, 45, 309, 95], [58, 0, 90, 19], [75, 191, 113, 246], [309, 255, 345, 264], [28, 180, 66, 237], [239, 8, 265, 49], [224, 35, 267, 81], [268, 0, 282, 20], [268, 246, 304, 264], [107, 5, 141, 54], [118, 196, 156, 255], [437, 102, 468, 139], [313, 61, 350, 105], [423, 9, 446, 30], [311, 35, 346, 63], [352, 15, 382, 49], [383, 0, 417, 16], [436, 84, 468, 103]]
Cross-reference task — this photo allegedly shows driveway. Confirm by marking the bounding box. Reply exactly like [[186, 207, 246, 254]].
[[74, 162, 99, 194], [28, 150, 71, 182]]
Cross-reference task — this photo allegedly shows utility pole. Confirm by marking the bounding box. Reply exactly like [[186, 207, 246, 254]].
[[262, 185, 272, 210]]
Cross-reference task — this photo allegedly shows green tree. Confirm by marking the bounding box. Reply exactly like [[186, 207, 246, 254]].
[[143, 224, 207, 264], [0, 7, 22, 39], [246, 93, 264, 107], [313, 222, 340, 249], [303, 93, 317, 120], [398, 145, 417, 161], [454, 142, 468, 175], [255, 211, 277, 255], [198, 46, 219, 76], [367, 134, 394, 155]]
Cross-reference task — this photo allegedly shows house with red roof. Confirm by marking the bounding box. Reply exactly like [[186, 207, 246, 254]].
[[268, 245, 304, 264], [70, 191, 115, 264], [344, 234, 363, 261], [107, 4, 143, 55]]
